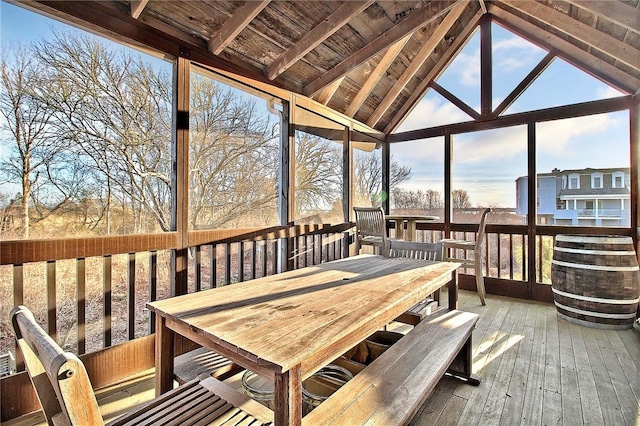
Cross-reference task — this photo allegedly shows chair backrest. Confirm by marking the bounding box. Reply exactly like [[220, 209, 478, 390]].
[[388, 240, 442, 261], [475, 208, 491, 248], [11, 306, 103, 425], [353, 206, 387, 243]]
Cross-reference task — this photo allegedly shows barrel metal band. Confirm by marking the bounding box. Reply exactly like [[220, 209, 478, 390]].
[[554, 301, 638, 319], [551, 259, 640, 272], [552, 287, 640, 305], [554, 247, 637, 256], [556, 235, 632, 244]]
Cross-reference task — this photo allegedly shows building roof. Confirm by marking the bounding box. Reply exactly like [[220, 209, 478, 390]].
[[11, 0, 640, 135]]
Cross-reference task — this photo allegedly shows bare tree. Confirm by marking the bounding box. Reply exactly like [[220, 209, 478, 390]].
[[353, 152, 411, 206], [0, 44, 84, 238], [452, 189, 471, 209]]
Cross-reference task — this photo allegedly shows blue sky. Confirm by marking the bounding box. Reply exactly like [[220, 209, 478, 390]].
[[1, 3, 631, 208]]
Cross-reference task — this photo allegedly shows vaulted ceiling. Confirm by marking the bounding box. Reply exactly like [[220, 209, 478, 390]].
[[13, 1, 640, 135]]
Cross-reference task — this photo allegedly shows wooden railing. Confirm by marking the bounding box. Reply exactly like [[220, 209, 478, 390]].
[[0, 223, 354, 358]]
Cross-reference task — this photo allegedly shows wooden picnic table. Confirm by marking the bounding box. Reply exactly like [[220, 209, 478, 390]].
[[147, 254, 460, 426], [387, 214, 439, 241]]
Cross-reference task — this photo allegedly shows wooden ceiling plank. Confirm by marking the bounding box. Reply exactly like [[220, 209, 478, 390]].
[[431, 81, 481, 120], [489, 3, 640, 95], [478, 0, 487, 14], [384, 10, 484, 134], [207, 0, 271, 55], [564, 0, 640, 33], [313, 77, 345, 105], [344, 33, 412, 117], [266, 0, 375, 81], [303, 0, 461, 97], [493, 50, 556, 117], [368, 2, 468, 128], [130, 0, 149, 19], [499, 0, 640, 71]]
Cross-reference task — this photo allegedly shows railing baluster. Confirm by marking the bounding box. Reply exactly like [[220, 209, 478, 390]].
[[103, 255, 112, 348], [195, 245, 202, 292], [509, 234, 514, 280], [127, 253, 136, 340], [251, 241, 256, 280], [77, 258, 86, 354], [497, 233, 502, 279], [239, 241, 245, 282], [225, 243, 231, 285], [47, 260, 57, 342], [522, 235, 527, 282], [149, 251, 157, 333], [210, 244, 217, 288], [13, 264, 24, 370]]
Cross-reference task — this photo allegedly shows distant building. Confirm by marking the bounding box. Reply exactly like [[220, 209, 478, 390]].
[[515, 167, 630, 226]]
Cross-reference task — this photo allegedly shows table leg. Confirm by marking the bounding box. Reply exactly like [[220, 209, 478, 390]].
[[274, 365, 302, 426], [448, 270, 458, 310], [155, 315, 174, 396]]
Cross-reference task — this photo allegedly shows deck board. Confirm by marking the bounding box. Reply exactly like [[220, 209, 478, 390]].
[[6, 290, 640, 426]]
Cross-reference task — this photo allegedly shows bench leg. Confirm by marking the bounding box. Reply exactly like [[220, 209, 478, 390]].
[[445, 334, 480, 386]]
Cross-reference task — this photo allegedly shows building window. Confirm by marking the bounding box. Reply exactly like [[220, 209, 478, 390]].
[[591, 173, 603, 188], [569, 177, 578, 189], [612, 171, 626, 188]]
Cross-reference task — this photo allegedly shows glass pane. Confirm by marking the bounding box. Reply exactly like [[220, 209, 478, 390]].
[[534, 111, 630, 227], [452, 126, 527, 224], [294, 108, 344, 224], [390, 137, 445, 223], [507, 58, 624, 114], [352, 132, 382, 207], [492, 23, 548, 109], [189, 68, 280, 229], [0, 5, 173, 239], [396, 89, 474, 132], [435, 30, 480, 114]]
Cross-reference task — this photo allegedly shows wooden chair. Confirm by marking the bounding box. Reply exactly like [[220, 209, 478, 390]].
[[353, 206, 390, 255], [441, 208, 491, 305], [10, 305, 273, 426], [388, 240, 443, 325]]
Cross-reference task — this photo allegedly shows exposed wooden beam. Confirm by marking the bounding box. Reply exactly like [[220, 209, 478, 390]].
[[488, 3, 640, 95], [207, 0, 271, 55], [431, 81, 481, 120], [303, 0, 461, 97], [564, 0, 640, 33], [384, 10, 483, 134], [493, 51, 556, 117], [480, 14, 492, 117], [266, 0, 374, 80], [478, 1, 487, 14], [129, 0, 149, 19], [313, 77, 344, 105], [368, 1, 468, 128], [344, 33, 412, 117], [499, 0, 640, 71]]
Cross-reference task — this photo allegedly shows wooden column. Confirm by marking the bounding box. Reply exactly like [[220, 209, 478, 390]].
[[444, 131, 452, 237], [382, 137, 390, 214], [527, 120, 537, 300], [343, 126, 352, 222], [480, 14, 492, 118], [171, 52, 190, 296]]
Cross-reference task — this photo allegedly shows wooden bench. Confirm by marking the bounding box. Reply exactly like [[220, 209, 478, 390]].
[[302, 309, 480, 425], [11, 305, 273, 426]]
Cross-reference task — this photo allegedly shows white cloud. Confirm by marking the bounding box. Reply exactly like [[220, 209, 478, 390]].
[[536, 114, 615, 155], [454, 126, 528, 163], [396, 94, 470, 132], [596, 85, 625, 99]]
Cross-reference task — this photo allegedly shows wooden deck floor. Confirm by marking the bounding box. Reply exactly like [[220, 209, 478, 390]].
[[7, 290, 640, 425]]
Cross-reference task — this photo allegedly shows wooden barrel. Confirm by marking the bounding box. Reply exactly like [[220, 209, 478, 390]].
[[551, 235, 640, 330]]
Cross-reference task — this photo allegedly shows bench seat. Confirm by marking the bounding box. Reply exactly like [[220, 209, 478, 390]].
[[302, 309, 479, 426]]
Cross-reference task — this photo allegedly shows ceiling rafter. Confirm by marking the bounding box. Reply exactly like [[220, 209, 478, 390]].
[[385, 10, 484, 134], [303, 0, 461, 97], [207, 0, 271, 55], [313, 77, 345, 105], [498, 0, 640, 72], [368, 1, 468, 128], [266, 0, 375, 81], [564, 0, 640, 33], [129, 0, 149, 19], [344, 33, 412, 118], [488, 3, 640, 95]]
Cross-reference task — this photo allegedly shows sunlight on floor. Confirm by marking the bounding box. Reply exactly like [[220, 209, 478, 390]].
[[473, 331, 524, 372]]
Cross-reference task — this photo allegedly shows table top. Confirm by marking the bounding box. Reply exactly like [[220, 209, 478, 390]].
[[147, 254, 459, 379], [387, 214, 440, 221]]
